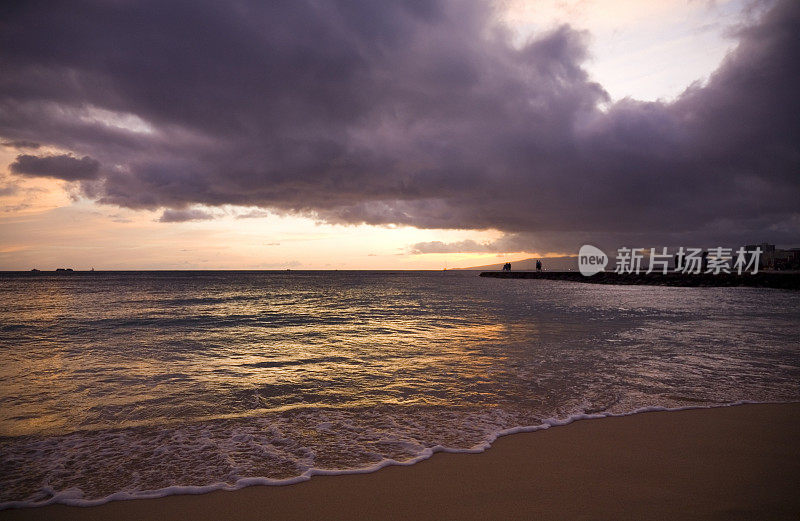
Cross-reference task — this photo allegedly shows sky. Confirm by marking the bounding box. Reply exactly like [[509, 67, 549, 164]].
[[1, 0, 798, 270]]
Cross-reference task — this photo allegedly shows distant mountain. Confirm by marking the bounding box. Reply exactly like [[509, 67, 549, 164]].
[[459, 256, 579, 271]]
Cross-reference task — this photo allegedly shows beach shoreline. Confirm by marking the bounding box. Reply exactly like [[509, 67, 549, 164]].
[[3, 402, 798, 521]]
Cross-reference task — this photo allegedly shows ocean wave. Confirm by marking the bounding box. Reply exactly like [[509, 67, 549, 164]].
[[0, 400, 785, 511]]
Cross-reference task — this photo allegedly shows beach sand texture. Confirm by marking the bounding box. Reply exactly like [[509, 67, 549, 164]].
[[3, 403, 798, 521]]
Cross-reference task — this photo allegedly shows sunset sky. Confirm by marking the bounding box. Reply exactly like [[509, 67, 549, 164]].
[[1, 0, 797, 270]]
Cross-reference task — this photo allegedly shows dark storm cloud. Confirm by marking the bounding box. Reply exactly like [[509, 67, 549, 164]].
[[2, 140, 40, 149], [158, 208, 215, 223], [1, 0, 798, 249], [9, 154, 100, 181]]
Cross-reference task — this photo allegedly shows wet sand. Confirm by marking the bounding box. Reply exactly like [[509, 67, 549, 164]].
[[3, 403, 799, 521]]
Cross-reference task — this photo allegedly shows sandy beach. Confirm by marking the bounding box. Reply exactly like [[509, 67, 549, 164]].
[[3, 403, 798, 521]]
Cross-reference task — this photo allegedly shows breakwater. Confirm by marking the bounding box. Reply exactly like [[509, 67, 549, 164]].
[[479, 271, 800, 289]]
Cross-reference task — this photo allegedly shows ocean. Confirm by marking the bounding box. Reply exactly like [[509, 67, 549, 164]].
[[1, 271, 798, 509]]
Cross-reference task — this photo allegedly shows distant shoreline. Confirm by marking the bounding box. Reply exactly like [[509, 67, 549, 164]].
[[480, 270, 800, 289]]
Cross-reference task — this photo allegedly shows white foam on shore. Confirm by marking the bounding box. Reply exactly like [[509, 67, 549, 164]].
[[1, 399, 786, 511]]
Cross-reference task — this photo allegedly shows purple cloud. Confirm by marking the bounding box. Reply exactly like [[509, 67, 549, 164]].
[[9, 154, 100, 181], [158, 208, 214, 223], [0, 0, 797, 247], [2, 140, 40, 149]]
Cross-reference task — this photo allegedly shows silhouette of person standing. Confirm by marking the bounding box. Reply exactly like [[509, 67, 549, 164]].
[[536, 260, 542, 272]]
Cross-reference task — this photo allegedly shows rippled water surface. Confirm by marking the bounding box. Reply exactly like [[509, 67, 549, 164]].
[[1, 271, 798, 507]]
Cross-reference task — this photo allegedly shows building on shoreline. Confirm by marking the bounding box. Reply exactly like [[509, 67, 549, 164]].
[[745, 243, 800, 270]]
